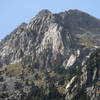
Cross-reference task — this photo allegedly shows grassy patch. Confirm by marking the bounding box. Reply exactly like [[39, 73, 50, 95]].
[[5, 62, 23, 77], [80, 39, 95, 47]]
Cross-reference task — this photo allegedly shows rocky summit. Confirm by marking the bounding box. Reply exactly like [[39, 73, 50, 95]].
[[0, 9, 100, 100]]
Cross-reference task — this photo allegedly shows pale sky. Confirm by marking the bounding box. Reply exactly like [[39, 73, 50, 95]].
[[0, 0, 100, 40]]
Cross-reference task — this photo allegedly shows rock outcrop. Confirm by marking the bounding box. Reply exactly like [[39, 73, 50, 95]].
[[0, 9, 100, 100]]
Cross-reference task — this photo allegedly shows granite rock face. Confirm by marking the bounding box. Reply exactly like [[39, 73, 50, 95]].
[[0, 9, 100, 100]]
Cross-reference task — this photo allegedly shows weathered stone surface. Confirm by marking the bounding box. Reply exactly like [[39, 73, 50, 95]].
[[0, 9, 100, 100]]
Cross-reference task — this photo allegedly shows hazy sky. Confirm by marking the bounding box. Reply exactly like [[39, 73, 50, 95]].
[[0, 0, 100, 40]]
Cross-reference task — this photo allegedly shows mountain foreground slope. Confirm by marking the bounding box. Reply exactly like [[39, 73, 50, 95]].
[[0, 9, 100, 100]]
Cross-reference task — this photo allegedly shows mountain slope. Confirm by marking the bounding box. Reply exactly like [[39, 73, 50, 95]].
[[0, 9, 100, 100]]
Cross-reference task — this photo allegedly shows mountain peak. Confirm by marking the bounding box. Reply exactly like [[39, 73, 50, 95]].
[[36, 9, 52, 17], [0, 9, 100, 100]]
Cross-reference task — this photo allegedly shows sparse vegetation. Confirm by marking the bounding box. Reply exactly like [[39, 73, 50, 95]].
[[5, 62, 23, 77], [80, 39, 95, 47], [58, 82, 68, 94]]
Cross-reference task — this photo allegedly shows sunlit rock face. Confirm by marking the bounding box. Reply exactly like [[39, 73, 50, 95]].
[[0, 9, 100, 100]]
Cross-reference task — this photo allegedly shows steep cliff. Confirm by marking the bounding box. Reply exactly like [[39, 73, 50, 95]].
[[0, 9, 100, 100]]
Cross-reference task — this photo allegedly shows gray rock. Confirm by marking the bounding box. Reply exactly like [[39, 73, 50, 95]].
[[0, 9, 100, 100]]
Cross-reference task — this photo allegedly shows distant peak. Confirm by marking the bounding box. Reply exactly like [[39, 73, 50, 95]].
[[67, 9, 90, 15], [68, 9, 81, 12], [68, 9, 83, 12], [36, 9, 52, 17]]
